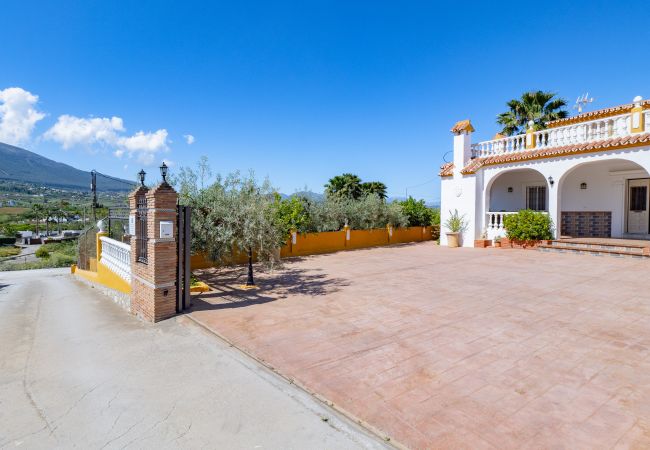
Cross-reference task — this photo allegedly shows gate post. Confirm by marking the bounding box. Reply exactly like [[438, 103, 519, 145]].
[[129, 181, 179, 322]]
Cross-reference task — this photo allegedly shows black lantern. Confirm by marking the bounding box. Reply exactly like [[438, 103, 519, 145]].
[[548, 176, 554, 187], [580, 182, 587, 190], [160, 162, 168, 183], [138, 169, 146, 186]]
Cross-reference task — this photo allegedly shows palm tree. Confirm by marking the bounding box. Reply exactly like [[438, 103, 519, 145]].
[[30, 204, 44, 235], [497, 91, 568, 136], [324, 174, 363, 199], [361, 181, 387, 199]]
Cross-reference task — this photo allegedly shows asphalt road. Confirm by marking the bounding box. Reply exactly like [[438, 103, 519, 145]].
[[0, 269, 388, 450]]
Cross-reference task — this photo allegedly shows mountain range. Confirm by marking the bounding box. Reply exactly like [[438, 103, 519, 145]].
[[0, 142, 133, 191]]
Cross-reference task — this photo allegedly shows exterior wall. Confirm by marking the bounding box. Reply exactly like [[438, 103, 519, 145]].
[[440, 174, 478, 247], [72, 262, 131, 294]]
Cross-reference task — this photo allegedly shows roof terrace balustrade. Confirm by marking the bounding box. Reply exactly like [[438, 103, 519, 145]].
[[471, 110, 650, 159]]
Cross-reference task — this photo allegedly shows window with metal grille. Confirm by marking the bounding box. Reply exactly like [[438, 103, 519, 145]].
[[526, 186, 547, 211], [630, 186, 647, 211], [137, 196, 148, 263]]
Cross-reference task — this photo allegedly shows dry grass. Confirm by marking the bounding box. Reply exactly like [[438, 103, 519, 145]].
[[0, 207, 29, 215]]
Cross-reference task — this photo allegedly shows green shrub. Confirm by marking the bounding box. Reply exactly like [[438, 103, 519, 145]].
[[431, 224, 440, 241], [35, 246, 50, 258], [399, 197, 435, 227], [305, 195, 407, 232], [273, 195, 311, 236], [40, 240, 77, 256], [503, 210, 554, 241]]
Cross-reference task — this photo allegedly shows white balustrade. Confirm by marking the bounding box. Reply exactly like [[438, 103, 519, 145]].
[[99, 236, 131, 283], [485, 212, 515, 232], [471, 110, 647, 159]]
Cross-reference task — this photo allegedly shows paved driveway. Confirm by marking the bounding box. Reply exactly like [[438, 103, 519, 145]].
[[0, 268, 386, 449], [192, 242, 650, 449]]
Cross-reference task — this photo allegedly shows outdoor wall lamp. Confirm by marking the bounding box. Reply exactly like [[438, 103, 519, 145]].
[[548, 176, 554, 187], [580, 182, 587, 190], [507, 187, 513, 193], [160, 162, 169, 183], [138, 169, 146, 186]]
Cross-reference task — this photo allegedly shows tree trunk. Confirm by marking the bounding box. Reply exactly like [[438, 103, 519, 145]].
[[246, 248, 255, 286]]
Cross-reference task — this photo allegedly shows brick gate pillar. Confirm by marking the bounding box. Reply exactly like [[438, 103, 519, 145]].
[[128, 181, 179, 322]]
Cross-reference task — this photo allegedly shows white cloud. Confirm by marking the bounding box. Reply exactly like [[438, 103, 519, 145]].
[[0, 87, 46, 145], [44, 115, 124, 149], [183, 134, 195, 145], [117, 129, 169, 165], [45, 113, 169, 165]]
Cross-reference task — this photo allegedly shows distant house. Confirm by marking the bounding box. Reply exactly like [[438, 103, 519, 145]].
[[440, 95, 650, 246]]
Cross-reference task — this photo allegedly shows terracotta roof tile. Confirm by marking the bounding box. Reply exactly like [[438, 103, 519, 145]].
[[547, 100, 650, 127], [450, 119, 475, 134], [439, 162, 454, 177], [461, 133, 650, 174]]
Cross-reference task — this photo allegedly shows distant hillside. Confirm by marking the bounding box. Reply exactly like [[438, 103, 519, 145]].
[[280, 191, 325, 202], [0, 142, 133, 191]]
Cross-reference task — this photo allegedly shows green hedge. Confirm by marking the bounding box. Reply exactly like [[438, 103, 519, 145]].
[[503, 210, 554, 241], [0, 237, 16, 245]]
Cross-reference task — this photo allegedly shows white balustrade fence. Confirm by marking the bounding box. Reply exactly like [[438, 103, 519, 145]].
[[485, 212, 515, 232], [99, 236, 131, 283], [471, 110, 650, 158]]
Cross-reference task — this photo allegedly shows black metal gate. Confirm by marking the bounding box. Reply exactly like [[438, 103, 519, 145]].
[[176, 205, 191, 312], [136, 197, 148, 263]]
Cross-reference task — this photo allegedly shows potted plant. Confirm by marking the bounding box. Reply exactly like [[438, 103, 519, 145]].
[[444, 209, 467, 248], [475, 229, 491, 248], [493, 236, 501, 248]]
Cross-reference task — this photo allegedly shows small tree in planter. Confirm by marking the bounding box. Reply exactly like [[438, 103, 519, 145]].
[[444, 209, 467, 248], [502, 210, 554, 247]]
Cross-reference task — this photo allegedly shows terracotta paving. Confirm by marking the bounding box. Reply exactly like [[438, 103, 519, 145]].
[[190, 242, 650, 449]]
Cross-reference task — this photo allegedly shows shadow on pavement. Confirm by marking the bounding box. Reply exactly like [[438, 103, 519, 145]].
[[191, 263, 349, 311]]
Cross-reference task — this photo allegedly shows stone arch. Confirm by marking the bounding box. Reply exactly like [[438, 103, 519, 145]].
[[484, 167, 549, 213], [556, 157, 650, 237]]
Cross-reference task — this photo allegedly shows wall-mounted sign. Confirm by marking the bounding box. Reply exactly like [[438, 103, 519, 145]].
[[160, 221, 173, 239], [129, 214, 136, 235]]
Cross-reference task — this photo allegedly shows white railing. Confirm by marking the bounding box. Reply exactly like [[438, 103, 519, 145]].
[[471, 110, 650, 158], [99, 236, 131, 283], [486, 212, 517, 232]]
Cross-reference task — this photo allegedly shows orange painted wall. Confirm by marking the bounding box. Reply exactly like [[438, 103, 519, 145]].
[[192, 226, 433, 270]]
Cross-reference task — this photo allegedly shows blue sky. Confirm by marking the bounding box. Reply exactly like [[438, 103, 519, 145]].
[[1, 1, 648, 202]]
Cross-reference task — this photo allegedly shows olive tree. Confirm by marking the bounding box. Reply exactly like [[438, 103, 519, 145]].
[[172, 160, 284, 286]]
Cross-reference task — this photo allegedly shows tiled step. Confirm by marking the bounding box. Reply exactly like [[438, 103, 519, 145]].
[[538, 240, 650, 258]]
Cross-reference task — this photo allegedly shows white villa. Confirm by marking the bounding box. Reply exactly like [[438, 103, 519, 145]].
[[440, 96, 650, 247]]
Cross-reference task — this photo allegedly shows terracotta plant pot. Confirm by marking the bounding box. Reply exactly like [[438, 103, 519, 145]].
[[494, 241, 502, 248], [446, 232, 460, 248], [474, 239, 491, 248]]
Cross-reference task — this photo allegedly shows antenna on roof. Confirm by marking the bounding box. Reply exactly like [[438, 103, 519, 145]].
[[574, 93, 594, 114]]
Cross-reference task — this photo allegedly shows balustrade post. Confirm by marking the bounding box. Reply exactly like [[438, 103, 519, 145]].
[[631, 95, 645, 134]]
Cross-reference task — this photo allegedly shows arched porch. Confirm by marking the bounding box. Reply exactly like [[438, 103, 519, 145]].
[[558, 159, 650, 238], [484, 168, 549, 239]]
